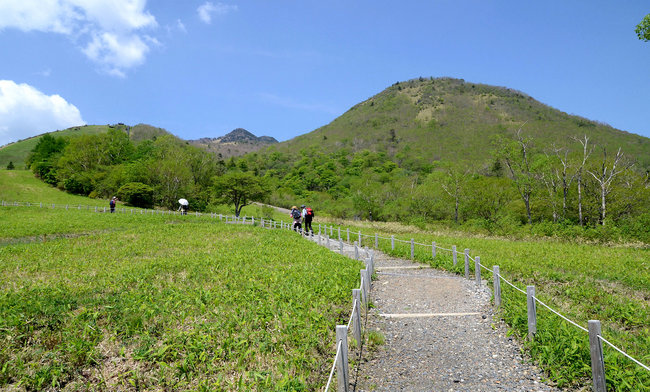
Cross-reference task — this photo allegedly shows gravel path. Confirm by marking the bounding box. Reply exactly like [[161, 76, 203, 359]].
[[309, 234, 558, 392]]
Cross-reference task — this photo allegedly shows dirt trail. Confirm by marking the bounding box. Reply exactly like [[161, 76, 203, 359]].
[[309, 235, 558, 392]]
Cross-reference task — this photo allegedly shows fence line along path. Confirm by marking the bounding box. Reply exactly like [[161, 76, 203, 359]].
[[346, 248, 558, 391]]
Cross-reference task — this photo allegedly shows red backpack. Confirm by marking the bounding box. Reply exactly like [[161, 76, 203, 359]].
[[306, 207, 314, 217]]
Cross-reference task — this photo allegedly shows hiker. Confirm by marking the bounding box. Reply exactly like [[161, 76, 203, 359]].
[[109, 197, 117, 213], [304, 205, 314, 235], [178, 203, 188, 215], [290, 206, 302, 232]]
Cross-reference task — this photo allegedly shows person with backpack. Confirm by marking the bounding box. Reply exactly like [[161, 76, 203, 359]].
[[109, 197, 117, 213], [304, 205, 314, 235], [290, 206, 302, 232]]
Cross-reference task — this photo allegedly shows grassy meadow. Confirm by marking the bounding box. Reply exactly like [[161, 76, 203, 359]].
[[0, 173, 363, 390]]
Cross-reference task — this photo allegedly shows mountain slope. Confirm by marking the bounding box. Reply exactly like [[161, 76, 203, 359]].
[[269, 77, 650, 169]]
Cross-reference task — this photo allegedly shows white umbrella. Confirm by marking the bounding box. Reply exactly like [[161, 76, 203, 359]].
[[178, 198, 189, 206]]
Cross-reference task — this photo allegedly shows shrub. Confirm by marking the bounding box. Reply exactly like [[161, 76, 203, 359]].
[[63, 174, 93, 195], [117, 182, 154, 208], [6, 161, 15, 170]]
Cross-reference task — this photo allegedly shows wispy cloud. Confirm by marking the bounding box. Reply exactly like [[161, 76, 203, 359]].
[[176, 19, 187, 33], [257, 92, 339, 115], [0, 0, 158, 77], [36, 69, 52, 77], [197, 2, 238, 24], [0, 80, 85, 146]]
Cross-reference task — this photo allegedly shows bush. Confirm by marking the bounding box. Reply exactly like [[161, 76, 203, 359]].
[[117, 182, 154, 208], [63, 174, 93, 195], [6, 161, 15, 170]]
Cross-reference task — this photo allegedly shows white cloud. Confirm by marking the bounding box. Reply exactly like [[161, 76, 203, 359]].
[[0, 80, 85, 146], [197, 2, 238, 24], [0, 0, 157, 76]]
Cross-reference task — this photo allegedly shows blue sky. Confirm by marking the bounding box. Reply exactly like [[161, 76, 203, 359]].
[[1, 1, 649, 147]]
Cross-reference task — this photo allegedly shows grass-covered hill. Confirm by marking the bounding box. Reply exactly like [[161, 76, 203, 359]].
[[0, 123, 172, 169], [269, 77, 650, 169]]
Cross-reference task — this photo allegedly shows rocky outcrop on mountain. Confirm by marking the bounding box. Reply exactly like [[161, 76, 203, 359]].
[[189, 128, 278, 158]]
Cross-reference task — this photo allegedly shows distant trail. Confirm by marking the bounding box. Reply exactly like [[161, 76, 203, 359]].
[[308, 235, 559, 392]]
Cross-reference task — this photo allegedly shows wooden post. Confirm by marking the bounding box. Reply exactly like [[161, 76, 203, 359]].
[[410, 239, 414, 259], [493, 266, 501, 309], [338, 227, 341, 240], [360, 269, 367, 305], [375, 233, 378, 248], [336, 325, 349, 392], [354, 242, 359, 260], [463, 249, 469, 268], [347, 228, 350, 243], [475, 256, 481, 287], [391, 235, 394, 250], [318, 232, 322, 245], [327, 235, 330, 248], [365, 267, 372, 290], [452, 245, 457, 267], [588, 320, 607, 392], [352, 289, 362, 349], [340, 239, 343, 254], [432, 242, 436, 258], [330, 225, 333, 237], [527, 285, 536, 340], [358, 231, 361, 245]]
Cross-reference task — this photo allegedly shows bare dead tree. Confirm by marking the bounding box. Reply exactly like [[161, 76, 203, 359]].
[[440, 166, 471, 224], [572, 135, 594, 226], [551, 145, 578, 220], [587, 147, 633, 225], [539, 152, 561, 223]]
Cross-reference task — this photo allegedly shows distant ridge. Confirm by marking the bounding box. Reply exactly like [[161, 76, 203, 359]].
[[189, 128, 278, 159]]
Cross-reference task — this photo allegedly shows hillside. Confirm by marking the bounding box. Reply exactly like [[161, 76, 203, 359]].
[[268, 77, 650, 169], [188, 128, 278, 159], [0, 123, 175, 169]]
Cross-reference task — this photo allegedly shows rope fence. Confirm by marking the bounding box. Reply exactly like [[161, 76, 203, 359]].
[[2, 200, 648, 391]]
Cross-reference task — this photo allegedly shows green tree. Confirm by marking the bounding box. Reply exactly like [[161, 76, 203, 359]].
[[636, 14, 650, 41], [6, 161, 15, 170], [213, 172, 270, 217]]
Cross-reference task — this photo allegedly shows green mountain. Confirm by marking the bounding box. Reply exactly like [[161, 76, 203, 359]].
[[0, 123, 173, 168], [269, 77, 650, 170]]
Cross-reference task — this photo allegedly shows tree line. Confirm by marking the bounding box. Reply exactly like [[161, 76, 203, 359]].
[[26, 126, 649, 243]]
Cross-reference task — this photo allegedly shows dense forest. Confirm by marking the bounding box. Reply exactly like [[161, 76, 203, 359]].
[[25, 123, 649, 243]]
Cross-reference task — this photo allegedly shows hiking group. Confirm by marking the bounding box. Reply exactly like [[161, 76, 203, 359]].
[[290, 205, 314, 234]]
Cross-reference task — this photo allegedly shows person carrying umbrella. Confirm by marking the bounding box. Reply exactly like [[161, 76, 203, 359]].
[[178, 198, 189, 215]]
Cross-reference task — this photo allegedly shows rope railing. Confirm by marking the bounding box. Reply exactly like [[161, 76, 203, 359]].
[[4, 200, 649, 388], [533, 295, 589, 333], [324, 340, 342, 391], [598, 335, 650, 372]]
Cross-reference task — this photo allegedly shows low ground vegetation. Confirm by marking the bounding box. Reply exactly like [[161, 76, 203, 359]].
[[0, 208, 362, 390]]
